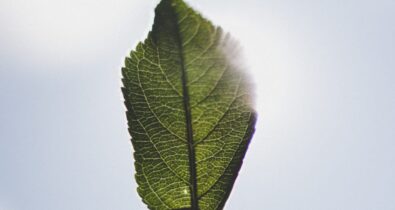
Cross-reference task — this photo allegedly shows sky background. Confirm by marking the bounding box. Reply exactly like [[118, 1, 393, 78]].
[[0, 0, 394, 209]]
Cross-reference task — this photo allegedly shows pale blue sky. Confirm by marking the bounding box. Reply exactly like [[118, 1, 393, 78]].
[[0, 0, 394, 209]]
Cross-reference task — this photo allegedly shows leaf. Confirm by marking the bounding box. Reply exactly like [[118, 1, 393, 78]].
[[121, 0, 256, 209]]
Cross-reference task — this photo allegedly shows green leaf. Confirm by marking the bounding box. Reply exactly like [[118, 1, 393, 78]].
[[121, 0, 256, 209]]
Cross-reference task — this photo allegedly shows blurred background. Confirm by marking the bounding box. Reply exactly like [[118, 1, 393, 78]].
[[0, 0, 394, 209]]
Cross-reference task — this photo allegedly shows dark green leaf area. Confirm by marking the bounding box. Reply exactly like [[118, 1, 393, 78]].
[[122, 0, 256, 209]]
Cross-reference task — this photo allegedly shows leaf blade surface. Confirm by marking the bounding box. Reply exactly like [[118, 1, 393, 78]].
[[122, 0, 256, 209]]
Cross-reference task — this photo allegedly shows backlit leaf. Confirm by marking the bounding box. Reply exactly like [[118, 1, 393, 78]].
[[121, 0, 256, 209]]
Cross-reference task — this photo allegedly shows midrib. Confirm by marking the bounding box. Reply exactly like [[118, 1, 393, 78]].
[[167, 2, 199, 210]]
